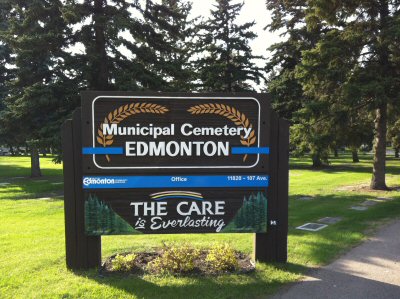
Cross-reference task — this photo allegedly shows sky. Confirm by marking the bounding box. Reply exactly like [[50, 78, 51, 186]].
[[191, 0, 284, 61]]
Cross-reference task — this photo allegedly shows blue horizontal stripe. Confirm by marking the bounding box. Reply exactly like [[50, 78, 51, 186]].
[[83, 147, 124, 155], [84, 147, 269, 155], [231, 147, 270, 154], [153, 196, 204, 201], [83, 175, 269, 189]]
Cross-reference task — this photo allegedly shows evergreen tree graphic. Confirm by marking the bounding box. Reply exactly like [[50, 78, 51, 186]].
[[223, 192, 267, 233], [85, 195, 140, 235]]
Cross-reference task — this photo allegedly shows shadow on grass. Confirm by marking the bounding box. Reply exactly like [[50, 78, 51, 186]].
[[0, 176, 64, 200], [290, 155, 400, 176], [0, 160, 63, 178], [72, 262, 309, 299], [289, 193, 400, 225], [288, 193, 400, 265]]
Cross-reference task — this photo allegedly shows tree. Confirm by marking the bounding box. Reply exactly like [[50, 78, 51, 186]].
[[0, 0, 199, 174], [266, 0, 319, 120], [341, 110, 374, 163], [389, 121, 400, 158], [0, 1, 15, 150], [141, 0, 198, 91], [195, 0, 264, 91], [388, 104, 400, 158], [63, 0, 131, 90], [1, 0, 72, 176], [297, 1, 400, 189], [0, 1, 12, 102], [64, 0, 197, 92], [266, 0, 334, 167]]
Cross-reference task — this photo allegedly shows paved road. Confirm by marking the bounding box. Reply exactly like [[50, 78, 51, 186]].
[[272, 219, 400, 299]]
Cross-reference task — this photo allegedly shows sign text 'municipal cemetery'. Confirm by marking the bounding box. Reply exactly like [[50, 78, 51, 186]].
[[103, 123, 253, 157]]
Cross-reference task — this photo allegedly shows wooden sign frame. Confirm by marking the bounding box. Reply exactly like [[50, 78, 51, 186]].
[[61, 92, 288, 269]]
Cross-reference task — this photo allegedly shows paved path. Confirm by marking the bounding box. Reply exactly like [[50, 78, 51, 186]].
[[272, 219, 400, 299]]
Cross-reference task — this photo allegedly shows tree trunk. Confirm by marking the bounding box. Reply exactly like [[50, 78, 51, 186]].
[[312, 153, 322, 168], [351, 148, 359, 163], [93, 0, 108, 90], [370, 103, 387, 190], [30, 145, 42, 178], [371, 0, 390, 189], [395, 148, 399, 158], [9, 145, 15, 156], [334, 148, 338, 158]]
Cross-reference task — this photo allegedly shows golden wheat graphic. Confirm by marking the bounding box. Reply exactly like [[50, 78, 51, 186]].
[[97, 102, 169, 162], [187, 103, 256, 161]]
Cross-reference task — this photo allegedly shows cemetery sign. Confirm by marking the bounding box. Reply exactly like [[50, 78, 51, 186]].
[[62, 92, 289, 269]]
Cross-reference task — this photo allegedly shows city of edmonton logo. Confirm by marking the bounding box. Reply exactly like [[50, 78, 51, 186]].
[[83, 177, 115, 186], [150, 191, 203, 201]]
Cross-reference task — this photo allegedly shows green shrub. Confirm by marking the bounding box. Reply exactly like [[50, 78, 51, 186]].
[[205, 243, 238, 272], [111, 253, 137, 272], [147, 243, 200, 274]]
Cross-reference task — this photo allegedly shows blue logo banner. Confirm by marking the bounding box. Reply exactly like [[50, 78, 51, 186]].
[[83, 175, 269, 189]]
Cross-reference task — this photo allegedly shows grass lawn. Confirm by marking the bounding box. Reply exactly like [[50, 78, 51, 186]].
[[0, 154, 399, 298]]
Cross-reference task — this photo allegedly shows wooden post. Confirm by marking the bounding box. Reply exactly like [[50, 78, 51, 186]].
[[254, 112, 289, 262], [62, 109, 101, 270], [276, 118, 289, 262], [62, 120, 78, 269]]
